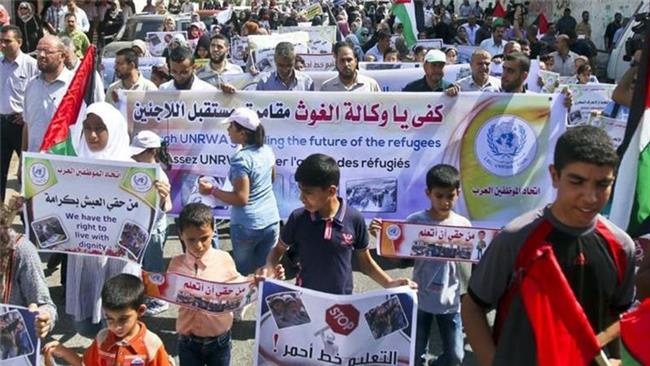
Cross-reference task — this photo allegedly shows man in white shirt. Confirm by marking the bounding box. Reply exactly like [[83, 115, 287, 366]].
[[462, 14, 480, 45], [159, 46, 216, 90], [58, 0, 90, 33], [479, 20, 506, 57], [550, 34, 579, 77], [23, 35, 74, 153], [454, 48, 501, 92], [196, 33, 243, 88], [364, 30, 391, 62], [106, 48, 158, 107], [321, 40, 381, 92]]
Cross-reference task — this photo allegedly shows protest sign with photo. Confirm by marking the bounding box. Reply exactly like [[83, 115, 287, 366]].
[[589, 113, 627, 149], [125, 91, 566, 227], [304, 3, 323, 19], [22, 153, 159, 262], [377, 221, 500, 262], [254, 279, 416, 366], [279, 25, 336, 54], [146, 31, 188, 57], [230, 35, 249, 66], [562, 83, 616, 126], [248, 32, 310, 72], [539, 70, 560, 93], [0, 305, 39, 366], [142, 271, 256, 314]]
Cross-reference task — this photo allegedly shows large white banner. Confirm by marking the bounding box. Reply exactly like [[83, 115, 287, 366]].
[[254, 279, 417, 366], [22, 153, 160, 262], [125, 91, 566, 227]]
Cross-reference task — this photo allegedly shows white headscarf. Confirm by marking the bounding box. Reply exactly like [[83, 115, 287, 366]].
[[75, 102, 132, 161]]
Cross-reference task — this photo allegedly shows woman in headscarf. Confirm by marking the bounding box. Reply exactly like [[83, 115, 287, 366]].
[[66, 102, 170, 337], [0, 196, 56, 340], [162, 15, 176, 32], [15, 2, 43, 53], [345, 34, 365, 63], [193, 33, 211, 59]]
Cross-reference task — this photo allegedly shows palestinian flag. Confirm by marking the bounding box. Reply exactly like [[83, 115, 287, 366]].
[[391, 0, 418, 48], [536, 12, 549, 35], [620, 299, 650, 365], [610, 19, 650, 239], [38, 44, 97, 155]]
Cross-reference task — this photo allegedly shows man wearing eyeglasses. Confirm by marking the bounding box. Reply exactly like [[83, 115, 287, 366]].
[[0, 25, 38, 202], [22, 35, 74, 154]]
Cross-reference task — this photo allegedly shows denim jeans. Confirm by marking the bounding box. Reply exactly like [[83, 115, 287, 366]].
[[142, 228, 167, 273], [230, 222, 279, 275], [178, 331, 231, 366], [414, 310, 464, 366]]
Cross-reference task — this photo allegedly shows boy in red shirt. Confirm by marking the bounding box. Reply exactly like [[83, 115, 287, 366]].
[[44, 274, 172, 366]]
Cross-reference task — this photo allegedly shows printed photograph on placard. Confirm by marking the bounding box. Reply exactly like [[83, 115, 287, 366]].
[[118, 221, 149, 261], [30, 215, 68, 249], [346, 178, 397, 213], [0, 310, 35, 364], [181, 173, 229, 209], [266, 291, 312, 329], [363, 295, 409, 339]]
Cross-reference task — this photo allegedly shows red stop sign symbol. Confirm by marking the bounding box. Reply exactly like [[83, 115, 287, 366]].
[[326, 304, 359, 335]]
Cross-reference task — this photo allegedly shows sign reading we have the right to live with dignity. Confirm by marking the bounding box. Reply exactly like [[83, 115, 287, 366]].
[[378, 221, 500, 263]]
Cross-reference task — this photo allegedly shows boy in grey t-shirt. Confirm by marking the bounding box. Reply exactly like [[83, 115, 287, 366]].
[[462, 126, 635, 365]]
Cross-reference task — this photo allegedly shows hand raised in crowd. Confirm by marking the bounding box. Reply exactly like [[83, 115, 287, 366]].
[[369, 218, 383, 237], [561, 86, 573, 109], [154, 180, 171, 201], [28, 303, 52, 339]]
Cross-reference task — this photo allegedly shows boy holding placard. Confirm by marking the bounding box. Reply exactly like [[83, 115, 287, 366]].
[[260, 153, 416, 295], [372, 164, 470, 366], [43, 274, 172, 366]]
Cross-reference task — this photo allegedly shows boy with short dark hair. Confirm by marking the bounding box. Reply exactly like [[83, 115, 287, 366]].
[[169, 203, 282, 366], [462, 126, 636, 366], [261, 153, 415, 295], [372, 164, 471, 366], [44, 274, 172, 366]]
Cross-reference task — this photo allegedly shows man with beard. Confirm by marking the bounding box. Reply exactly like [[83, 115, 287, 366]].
[[455, 48, 501, 92], [106, 48, 158, 108], [159, 46, 216, 91], [256, 42, 314, 91], [403, 49, 456, 93], [196, 33, 242, 90], [23, 35, 74, 153], [320, 41, 380, 92]]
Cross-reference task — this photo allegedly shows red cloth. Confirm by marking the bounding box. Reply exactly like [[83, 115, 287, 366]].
[[620, 299, 650, 365], [39, 45, 96, 153], [492, 1, 506, 18], [537, 12, 549, 34]]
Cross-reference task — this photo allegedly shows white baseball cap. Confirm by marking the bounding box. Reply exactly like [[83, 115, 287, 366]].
[[222, 107, 261, 131], [130, 130, 161, 156], [424, 49, 446, 64]]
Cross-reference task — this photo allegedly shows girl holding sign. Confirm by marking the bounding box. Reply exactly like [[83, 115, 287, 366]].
[[198, 108, 280, 278], [66, 102, 171, 337]]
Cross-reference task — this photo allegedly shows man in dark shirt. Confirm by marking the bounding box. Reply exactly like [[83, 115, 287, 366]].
[[604, 13, 623, 50], [556, 8, 577, 36], [403, 49, 455, 93], [462, 126, 635, 366]]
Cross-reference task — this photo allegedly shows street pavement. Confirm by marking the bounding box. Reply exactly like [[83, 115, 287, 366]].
[[5, 156, 479, 365]]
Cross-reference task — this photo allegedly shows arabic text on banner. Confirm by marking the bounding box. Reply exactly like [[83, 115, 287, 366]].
[[125, 91, 567, 227], [0, 305, 40, 366], [254, 279, 417, 366], [378, 221, 500, 263], [142, 271, 257, 314], [21, 153, 160, 262], [561, 83, 616, 126]]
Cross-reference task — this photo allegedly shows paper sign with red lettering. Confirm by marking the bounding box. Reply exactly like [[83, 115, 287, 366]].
[[142, 271, 257, 314], [378, 221, 500, 262], [254, 279, 417, 365]]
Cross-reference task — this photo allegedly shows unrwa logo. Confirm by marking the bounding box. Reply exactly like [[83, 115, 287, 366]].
[[130, 172, 153, 193], [475, 116, 538, 177], [30, 163, 49, 185]]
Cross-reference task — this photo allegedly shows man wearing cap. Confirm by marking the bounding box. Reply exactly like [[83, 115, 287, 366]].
[[256, 42, 314, 91], [320, 41, 381, 92], [402, 49, 455, 93], [159, 46, 216, 91], [106, 48, 158, 108], [479, 19, 506, 58], [454, 48, 501, 92]]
